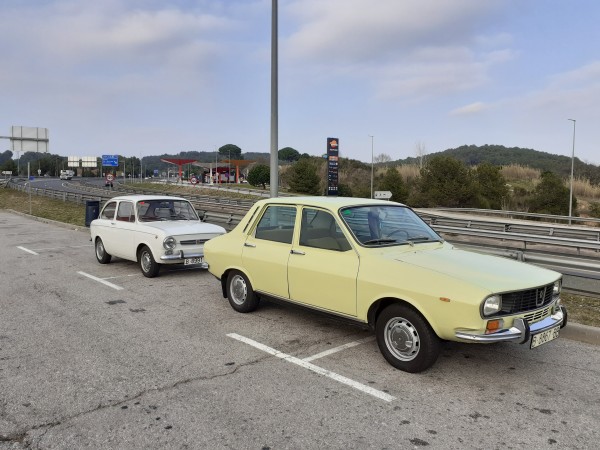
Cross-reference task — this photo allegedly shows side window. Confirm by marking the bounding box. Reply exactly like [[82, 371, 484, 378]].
[[299, 208, 351, 251], [254, 206, 297, 244], [101, 201, 117, 220], [116, 202, 135, 222]]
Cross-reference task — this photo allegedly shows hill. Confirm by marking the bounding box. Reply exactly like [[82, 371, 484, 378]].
[[394, 144, 600, 184]]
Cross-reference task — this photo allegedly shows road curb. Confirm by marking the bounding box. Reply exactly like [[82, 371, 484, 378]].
[[561, 322, 600, 346]]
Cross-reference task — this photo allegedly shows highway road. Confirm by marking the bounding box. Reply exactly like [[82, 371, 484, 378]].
[[1, 210, 599, 449]]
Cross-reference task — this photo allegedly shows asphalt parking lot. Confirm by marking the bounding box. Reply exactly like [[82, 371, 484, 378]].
[[1, 210, 599, 449]]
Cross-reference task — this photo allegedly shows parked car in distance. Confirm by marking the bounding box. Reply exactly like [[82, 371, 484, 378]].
[[204, 197, 567, 373], [90, 195, 226, 277]]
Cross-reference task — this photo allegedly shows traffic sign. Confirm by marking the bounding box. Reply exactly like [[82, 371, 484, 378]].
[[106, 174, 115, 182], [102, 155, 119, 167], [374, 191, 392, 200], [190, 176, 198, 185]]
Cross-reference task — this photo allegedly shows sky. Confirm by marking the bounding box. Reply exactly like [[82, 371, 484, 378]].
[[2, 0, 599, 165]]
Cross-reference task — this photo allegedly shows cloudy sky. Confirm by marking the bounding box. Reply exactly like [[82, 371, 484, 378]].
[[2, 0, 599, 165]]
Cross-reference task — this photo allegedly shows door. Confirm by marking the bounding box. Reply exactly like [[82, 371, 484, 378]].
[[287, 208, 359, 316], [242, 205, 297, 299]]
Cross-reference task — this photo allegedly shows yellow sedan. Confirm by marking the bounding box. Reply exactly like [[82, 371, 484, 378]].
[[204, 197, 566, 373]]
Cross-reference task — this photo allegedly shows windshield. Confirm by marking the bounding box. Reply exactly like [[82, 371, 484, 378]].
[[340, 205, 442, 247], [137, 199, 199, 222]]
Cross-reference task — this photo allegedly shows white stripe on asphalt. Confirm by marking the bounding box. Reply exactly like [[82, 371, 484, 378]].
[[17, 246, 38, 255], [303, 336, 376, 362], [77, 271, 124, 291], [227, 333, 395, 403]]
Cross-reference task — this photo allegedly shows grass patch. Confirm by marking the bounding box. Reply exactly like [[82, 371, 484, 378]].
[[126, 182, 263, 201], [0, 186, 86, 227], [561, 293, 600, 328]]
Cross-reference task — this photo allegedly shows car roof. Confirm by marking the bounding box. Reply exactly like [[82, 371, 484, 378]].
[[107, 195, 189, 202], [253, 196, 406, 209]]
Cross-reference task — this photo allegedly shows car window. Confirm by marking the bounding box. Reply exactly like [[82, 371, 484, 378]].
[[299, 208, 351, 251], [254, 205, 297, 244], [100, 201, 117, 220], [137, 199, 199, 222], [340, 205, 441, 247], [116, 201, 135, 222]]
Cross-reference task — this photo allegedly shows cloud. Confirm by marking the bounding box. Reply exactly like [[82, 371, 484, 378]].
[[282, 0, 513, 100], [450, 102, 489, 116]]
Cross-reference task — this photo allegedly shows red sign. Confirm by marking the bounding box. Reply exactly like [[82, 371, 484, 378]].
[[190, 176, 198, 184], [106, 174, 114, 182]]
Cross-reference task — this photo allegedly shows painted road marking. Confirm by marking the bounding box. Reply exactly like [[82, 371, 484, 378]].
[[227, 333, 395, 403], [77, 271, 124, 291], [17, 246, 39, 255], [303, 336, 376, 362]]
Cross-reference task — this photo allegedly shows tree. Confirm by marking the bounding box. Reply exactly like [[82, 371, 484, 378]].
[[410, 156, 478, 208], [377, 166, 408, 203], [247, 164, 270, 189], [473, 162, 509, 209], [287, 158, 321, 195], [278, 147, 300, 162], [218, 144, 242, 160], [529, 171, 575, 216], [373, 153, 392, 164]]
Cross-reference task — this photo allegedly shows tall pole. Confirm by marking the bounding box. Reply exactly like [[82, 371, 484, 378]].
[[269, 0, 279, 198], [369, 135, 374, 199], [568, 119, 576, 225]]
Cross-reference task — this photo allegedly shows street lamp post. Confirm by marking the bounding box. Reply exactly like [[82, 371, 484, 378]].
[[568, 119, 576, 225], [369, 135, 374, 199]]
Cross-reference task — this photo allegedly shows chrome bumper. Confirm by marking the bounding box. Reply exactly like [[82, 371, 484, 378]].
[[455, 306, 566, 344], [160, 250, 208, 269]]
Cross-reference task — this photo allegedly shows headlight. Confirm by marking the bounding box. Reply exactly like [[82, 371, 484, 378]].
[[163, 236, 176, 250], [553, 280, 561, 296], [483, 295, 502, 317]]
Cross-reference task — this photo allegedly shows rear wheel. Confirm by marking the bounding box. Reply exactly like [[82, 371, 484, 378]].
[[375, 303, 440, 373], [139, 246, 160, 278], [95, 238, 111, 264], [226, 270, 259, 313]]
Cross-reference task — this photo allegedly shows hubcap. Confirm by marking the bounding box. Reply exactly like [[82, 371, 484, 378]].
[[384, 318, 420, 361], [96, 241, 104, 259], [230, 275, 247, 305], [141, 251, 151, 272]]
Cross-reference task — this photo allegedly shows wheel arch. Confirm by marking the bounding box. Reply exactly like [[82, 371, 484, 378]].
[[367, 297, 439, 337]]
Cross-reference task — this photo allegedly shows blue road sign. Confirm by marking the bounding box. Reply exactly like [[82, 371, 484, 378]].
[[102, 155, 119, 167]]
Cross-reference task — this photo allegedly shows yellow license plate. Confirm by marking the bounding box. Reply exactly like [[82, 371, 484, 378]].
[[530, 325, 560, 349]]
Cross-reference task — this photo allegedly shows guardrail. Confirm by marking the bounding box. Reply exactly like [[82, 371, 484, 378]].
[[6, 179, 600, 294], [430, 207, 600, 226]]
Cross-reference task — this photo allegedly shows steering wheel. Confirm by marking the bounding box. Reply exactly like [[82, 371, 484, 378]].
[[385, 229, 409, 240]]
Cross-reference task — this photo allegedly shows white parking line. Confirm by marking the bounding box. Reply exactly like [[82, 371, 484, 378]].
[[77, 271, 124, 291], [303, 336, 376, 362], [227, 333, 395, 403], [17, 246, 38, 255]]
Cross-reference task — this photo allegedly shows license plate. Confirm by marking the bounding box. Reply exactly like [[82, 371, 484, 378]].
[[184, 257, 203, 265], [530, 325, 560, 349]]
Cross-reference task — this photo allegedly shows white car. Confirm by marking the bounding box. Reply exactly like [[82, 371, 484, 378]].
[[90, 195, 226, 277]]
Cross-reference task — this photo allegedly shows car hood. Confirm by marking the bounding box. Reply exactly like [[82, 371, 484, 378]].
[[384, 245, 559, 293], [141, 221, 225, 235]]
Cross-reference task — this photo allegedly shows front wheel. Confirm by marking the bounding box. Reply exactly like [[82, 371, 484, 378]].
[[226, 270, 259, 313], [139, 246, 160, 278], [95, 238, 111, 264], [375, 304, 440, 373]]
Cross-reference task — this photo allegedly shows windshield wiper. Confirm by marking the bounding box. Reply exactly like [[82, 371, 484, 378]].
[[362, 238, 399, 245], [406, 236, 443, 245]]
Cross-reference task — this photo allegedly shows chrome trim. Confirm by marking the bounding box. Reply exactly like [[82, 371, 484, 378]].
[[455, 307, 564, 343], [160, 250, 204, 261]]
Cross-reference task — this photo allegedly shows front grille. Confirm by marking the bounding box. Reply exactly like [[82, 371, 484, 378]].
[[180, 239, 208, 246], [523, 306, 551, 324], [500, 284, 554, 315]]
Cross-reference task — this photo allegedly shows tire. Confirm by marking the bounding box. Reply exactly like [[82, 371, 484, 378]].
[[95, 238, 112, 264], [226, 270, 259, 313], [375, 303, 440, 373], [139, 246, 160, 278]]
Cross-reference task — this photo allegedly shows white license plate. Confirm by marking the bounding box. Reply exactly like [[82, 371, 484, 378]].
[[184, 257, 203, 265], [530, 325, 560, 349]]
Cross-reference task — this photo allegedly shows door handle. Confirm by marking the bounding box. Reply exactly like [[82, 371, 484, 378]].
[[244, 243, 256, 248], [290, 249, 305, 255]]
